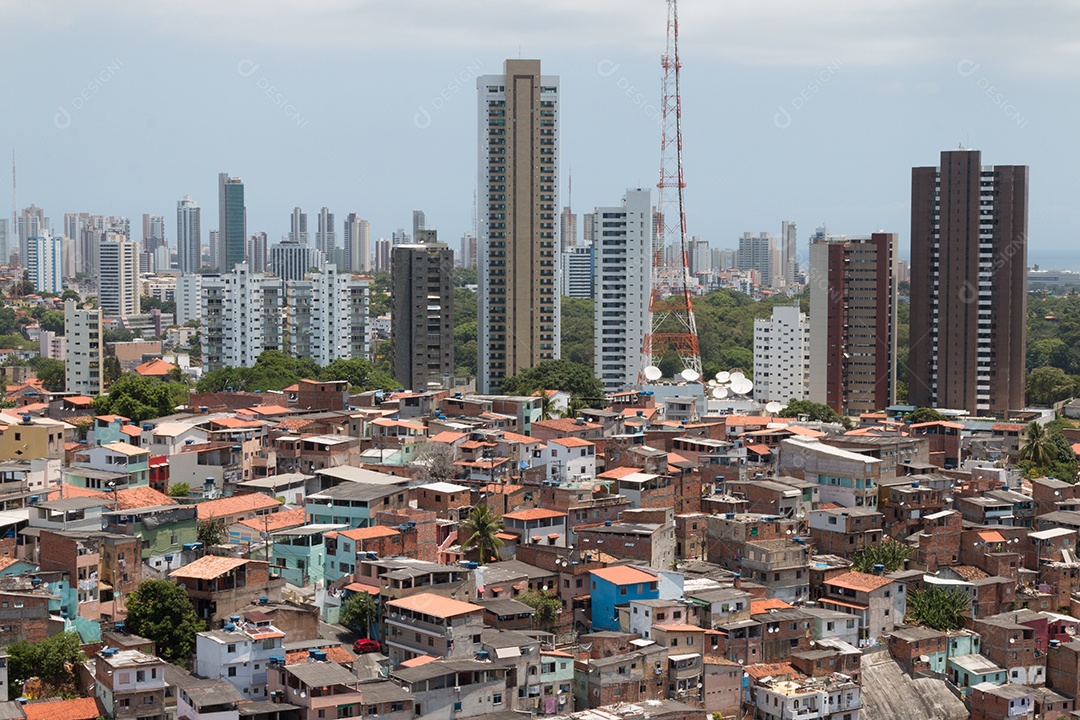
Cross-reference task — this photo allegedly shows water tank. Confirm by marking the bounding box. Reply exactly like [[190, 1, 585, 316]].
[[873, 564, 885, 575], [604, 520, 613, 527]]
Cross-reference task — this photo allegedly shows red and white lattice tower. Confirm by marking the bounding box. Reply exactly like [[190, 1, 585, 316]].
[[640, 0, 701, 384]]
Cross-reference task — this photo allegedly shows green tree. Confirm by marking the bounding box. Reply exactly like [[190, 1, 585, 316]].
[[197, 517, 227, 547], [561, 297, 595, 368], [39, 310, 65, 335], [93, 373, 188, 422], [103, 327, 136, 343], [35, 358, 66, 392], [320, 357, 397, 392], [196, 350, 321, 393], [906, 585, 971, 631], [60, 289, 81, 302], [453, 266, 478, 287], [167, 482, 191, 497], [339, 591, 378, 637], [123, 579, 206, 662], [850, 539, 913, 574], [1027, 366, 1075, 407], [501, 359, 605, 403], [8, 630, 85, 696], [460, 504, 505, 563], [103, 355, 123, 385], [906, 407, 946, 424], [1019, 422, 1055, 467], [520, 589, 562, 633], [778, 400, 853, 430]]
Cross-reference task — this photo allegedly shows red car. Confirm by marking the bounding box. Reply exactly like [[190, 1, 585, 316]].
[[353, 638, 381, 654]]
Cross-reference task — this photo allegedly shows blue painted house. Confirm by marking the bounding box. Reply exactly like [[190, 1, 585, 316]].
[[589, 565, 659, 631]]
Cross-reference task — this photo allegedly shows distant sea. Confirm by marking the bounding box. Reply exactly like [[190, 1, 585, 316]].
[[1029, 252, 1080, 273]]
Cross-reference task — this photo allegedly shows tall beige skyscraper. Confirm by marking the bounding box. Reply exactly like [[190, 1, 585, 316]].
[[98, 234, 141, 318], [477, 59, 560, 393]]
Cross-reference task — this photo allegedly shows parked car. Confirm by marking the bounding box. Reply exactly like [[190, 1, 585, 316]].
[[353, 638, 381, 654]]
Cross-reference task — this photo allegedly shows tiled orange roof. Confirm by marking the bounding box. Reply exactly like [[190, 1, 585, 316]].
[[121, 425, 142, 436], [751, 598, 793, 614], [285, 646, 357, 665], [978, 531, 1006, 544], [387, 592, 483, 618], [745, 443, 773, 456], [590, 566, 655, 586], [430, 431, 468, 444], [910, 421, 964, 430], [652, 624, 705, 633], [344, 582, 380, 595], [484, 483, 524, 494], [95, 414, 130, 423], [400, 654, 438, 668], [992, 423, 1026, 432], [597, 466, 642, 480], [532, 418, 601, 432], [23, 697, 103, 720], [198, 493, 281, 520], [211, 417, 267, 429], [134, 357, 178, 376], [277, 417, 319, 431], [551, 436, 594, 448], [237, 507, 308, 533], [116, 486, 177, 510], [495, 532, 518, 541], [461, 440, 498, 450], [247, 404, 294, 416], [170, 555, 251, 580], [786, 425, 827, 438], [725, 415, 772, 427], [951, 565, 990, 582], [504, 508, 567, 522], [744, 662, 802, 681], [0, 556, 21, 572], [499, 431, 541, 444], [339, 526, 400, 541], [825, 571, 893, 592], [66, 396, 94, 407]]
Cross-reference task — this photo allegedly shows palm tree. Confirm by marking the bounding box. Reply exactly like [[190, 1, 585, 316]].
[[1019, 421, 1055, 467], [460, 504, 505, 563]]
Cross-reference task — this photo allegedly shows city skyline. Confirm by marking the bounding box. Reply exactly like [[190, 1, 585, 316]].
[[3, 2, 1078, 270]]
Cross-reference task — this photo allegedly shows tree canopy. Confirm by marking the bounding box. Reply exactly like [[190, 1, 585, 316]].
[[340, 591, 378, 637], [320, 357, 397, 392], [460, 504, 505, 563], [93, 373, 189, 422], [906, 585, 971, 631], [850, 539, 912, 574], [196, 350, 321, 393], [1027, 366, 1075, 407], [501, 359, 605, 402], [777, 400, 853, 429], [520, 589, 562, 633], [124, 579, 205, 662], [34, 358, 66, 392], [906, 407, 947, 424], [8, 630, 85, 698]]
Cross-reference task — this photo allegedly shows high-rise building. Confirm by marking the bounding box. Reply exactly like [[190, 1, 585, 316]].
[[64, 300, 104, 396], [202, 264, 284, 371], [781, 220, 797, 286], [0, 218, 8, 265], [348, 277, 372, 361], [247, 232, 268, 272], [176, 274, 202, 326], [581, 212, 597, 246], [18, 204, 47, 263], [593, 189, 652, 393], [270, 240, 324, 283], [142, 214, 166, 253], [809, 232, 898, 416], [217, 173, 246, 271], [560, 207, 576, 250], [391, 228, 409, 247], [909, 149, 1028, 415], [342, 214, 370, 272], [392, 236, 454, 391], [477, 59, 560, 393], [286, 263, 357, 367], [412, 210, 426, 241], [208, 230, 219, 271], [316, 207, 336, 261], [714, 248, 737, 272], [737, 232, 777, 288], [753, 303, 809, 403], [177, 196, 202, 275], [27, 235, 63, 294], [561, 246, 594, 299], [290, 207, 308, 245], [375, 237, 392, 273], [459, 232, 477, 269], [98, 234, 141, 318], [688, 236, 711, 281]]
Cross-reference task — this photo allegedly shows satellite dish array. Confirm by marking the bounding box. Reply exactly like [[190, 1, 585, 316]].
[[641, 365, 704, 384], [707, 370, 754, 399]]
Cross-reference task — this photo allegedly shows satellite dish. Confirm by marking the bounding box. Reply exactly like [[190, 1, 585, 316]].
[[716, 371, 730, 383], [707, 379, 717, 387], [730, 371, 746, 383], [732, 378, 754, 395], [711, 388, 725, 399], [765, 401, 784, 414], [644, 365, 663, 382], [680, 368, 701, 383]]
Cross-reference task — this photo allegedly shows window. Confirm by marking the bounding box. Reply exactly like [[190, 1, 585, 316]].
[[137, 670, 145, 682], [227, 644, 236, 653], [493, 693, 503, 705], [228, 667, 237, 677]]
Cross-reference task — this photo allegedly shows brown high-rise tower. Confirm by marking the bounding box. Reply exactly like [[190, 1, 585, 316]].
[[909, 149, 1028, 416]]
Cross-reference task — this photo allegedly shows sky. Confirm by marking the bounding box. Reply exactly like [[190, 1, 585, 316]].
[[3, 0, 1079, 269]]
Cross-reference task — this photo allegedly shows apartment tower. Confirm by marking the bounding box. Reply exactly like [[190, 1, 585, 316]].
[[477, 59, 560, 393], [217, 173, 246, 271], [392, 232, 454, 391], [909, 149, 1028, 415], [809, 232, 898, 415]]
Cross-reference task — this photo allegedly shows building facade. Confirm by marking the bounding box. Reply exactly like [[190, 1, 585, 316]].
[[217, 173, 246, 272], [176, 195, 202, 274], [392, 239, 454, 391], [28, 234, 63, 293], [909, 148, 1028, 415], [202, 264, 284, 371], [753, 302, 809, 404], [593, 188, 652, 393], [809, 232, 898, 415], [477, 59, 560, 393], [342, 213, 370, 272], [98, 234, 141, 318], [64, 299, 104, 395]]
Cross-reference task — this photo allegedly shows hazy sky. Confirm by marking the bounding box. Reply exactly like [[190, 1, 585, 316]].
[[3, 1, 1079, 268]]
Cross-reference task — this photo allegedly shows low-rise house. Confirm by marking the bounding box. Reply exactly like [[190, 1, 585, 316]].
[[270, 524, 344, 587], [95, 649, 167, 720], [383, 592, 484, 666], [574, 642, 670, 709], [194, 611, 286, 700], [809, 507, 884, 558], [819, 571, 905, 642], [589, 566, 659, 632], [267, 661, 363, 720], [176, 678, 245, 720], [66, 442, 150, 490], [389, 658, 512, 719], [306, 482, 409, 529], [170, 556, 281, 624], [501, 508, 569, 548], [970, 682, 1034, 720]]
